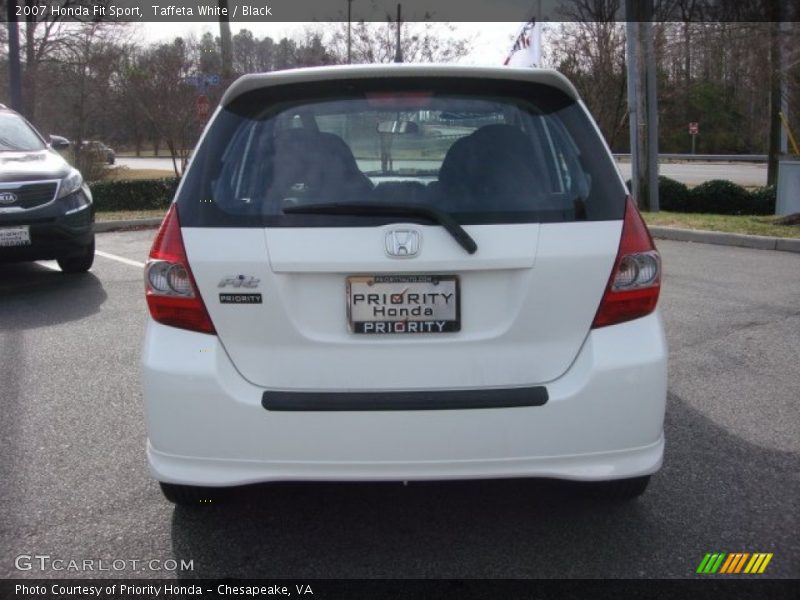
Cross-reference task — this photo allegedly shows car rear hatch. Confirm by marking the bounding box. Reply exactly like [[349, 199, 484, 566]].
[[171, 66, 630, 391]]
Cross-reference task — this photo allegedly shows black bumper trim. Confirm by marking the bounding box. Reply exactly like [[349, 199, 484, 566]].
[[262, 387, 548, 411]]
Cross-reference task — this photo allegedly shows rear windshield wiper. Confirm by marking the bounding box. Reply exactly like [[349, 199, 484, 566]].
[[283, 202, 478, 255]]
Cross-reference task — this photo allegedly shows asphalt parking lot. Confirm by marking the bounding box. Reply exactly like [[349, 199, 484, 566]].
[[0, 231, 798, 579]]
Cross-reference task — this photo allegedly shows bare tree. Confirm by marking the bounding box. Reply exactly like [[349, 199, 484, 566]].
[[19, 0, 112, 122], [231, 28, 334, 74], [232, 28, 258, 74], [52, 23, 126, 179], [547, 3, 800, 158], [326, 21, 470, 65], [124, 38, 200, 175], [294, 30, 336, 68], [549, 13, 628, 148]]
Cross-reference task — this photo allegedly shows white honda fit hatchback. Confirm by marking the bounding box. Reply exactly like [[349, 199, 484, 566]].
[[142, 65, 667, 506]]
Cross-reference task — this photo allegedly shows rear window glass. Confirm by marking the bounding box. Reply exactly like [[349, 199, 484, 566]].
[[177, 78, 626, 227]]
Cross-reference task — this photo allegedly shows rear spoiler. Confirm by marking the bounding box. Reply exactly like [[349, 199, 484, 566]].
[[221, 64, 581, 108]]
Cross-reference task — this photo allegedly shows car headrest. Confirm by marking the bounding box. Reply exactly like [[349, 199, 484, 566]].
[[438, 124, 543, 201], [268, 129, 372, 201]]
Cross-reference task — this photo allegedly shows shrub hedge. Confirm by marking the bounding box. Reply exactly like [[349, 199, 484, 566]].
[[656, 176, 691, 212], [626, 177, 775, 215], [747, 185, 777, 215], [89, 178, 178, 212], [689, 179, 753, 214]]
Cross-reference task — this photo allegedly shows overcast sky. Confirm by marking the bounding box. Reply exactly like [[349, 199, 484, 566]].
[[132, 22, 524, 66]]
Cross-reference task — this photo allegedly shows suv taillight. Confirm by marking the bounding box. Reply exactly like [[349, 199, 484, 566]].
[[145, 205, 216, 335], [592, 196, 661, 328]]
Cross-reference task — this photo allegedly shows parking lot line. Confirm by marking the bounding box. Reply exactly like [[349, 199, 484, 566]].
[[95, 250, 145, 268]]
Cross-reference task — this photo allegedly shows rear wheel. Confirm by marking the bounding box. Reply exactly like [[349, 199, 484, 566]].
[[57, 237, 95, 273], [582, 476, 651, 502], [159, 482, 226, 507]]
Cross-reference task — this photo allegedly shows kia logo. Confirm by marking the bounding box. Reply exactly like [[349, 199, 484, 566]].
[[0, 192, 18, 205], [385, 229, 420, 258]]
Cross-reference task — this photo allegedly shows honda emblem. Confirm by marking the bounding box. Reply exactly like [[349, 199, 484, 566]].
[[385, 229, 420, 258]]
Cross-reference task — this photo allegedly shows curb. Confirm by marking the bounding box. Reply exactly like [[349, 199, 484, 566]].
[[649, 226, 800, 254], [95, 218, 163, 232], [94, 219, 800, 254]]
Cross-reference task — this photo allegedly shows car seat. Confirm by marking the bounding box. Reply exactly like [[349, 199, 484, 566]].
[[436, 124, 550, 212], [267, 129, 373, 207]]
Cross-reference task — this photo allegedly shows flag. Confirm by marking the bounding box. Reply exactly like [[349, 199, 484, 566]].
[[504, 19, 542, 68]]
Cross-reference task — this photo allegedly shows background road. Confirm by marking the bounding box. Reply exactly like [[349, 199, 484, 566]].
[[616, 161, 767, 187], [0, 233, 797, 579], [117, 157, 769, 187]]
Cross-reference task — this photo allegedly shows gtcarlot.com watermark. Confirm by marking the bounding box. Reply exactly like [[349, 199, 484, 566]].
[[14, 554, 194, 573]]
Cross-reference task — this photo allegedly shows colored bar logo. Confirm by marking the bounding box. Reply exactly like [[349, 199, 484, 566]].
[[696, 553, 773, 574]]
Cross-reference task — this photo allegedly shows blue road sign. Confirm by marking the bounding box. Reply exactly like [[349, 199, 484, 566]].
[[185, 74, 221, 90]]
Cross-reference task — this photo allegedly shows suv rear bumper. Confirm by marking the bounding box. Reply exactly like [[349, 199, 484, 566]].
[[143, 312, 667, 486]]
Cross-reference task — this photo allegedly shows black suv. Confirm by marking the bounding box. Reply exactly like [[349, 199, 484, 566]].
[[0, 104, 94, 272]]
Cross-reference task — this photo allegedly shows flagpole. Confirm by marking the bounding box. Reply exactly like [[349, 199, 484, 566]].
[[532, 0, 542, 66], [531, 21, 542, 67]]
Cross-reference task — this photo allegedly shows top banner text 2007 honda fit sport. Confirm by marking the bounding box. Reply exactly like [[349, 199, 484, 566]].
[[141, 65, 667, 506]]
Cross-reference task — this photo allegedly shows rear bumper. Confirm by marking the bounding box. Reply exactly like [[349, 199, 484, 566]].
[[142, 312, 668, 486], [148, 436, 664, 484]]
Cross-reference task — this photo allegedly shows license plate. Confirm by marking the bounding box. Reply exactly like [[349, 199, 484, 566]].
[[347, 275, 460, 334], [0, 226, 31, 247]]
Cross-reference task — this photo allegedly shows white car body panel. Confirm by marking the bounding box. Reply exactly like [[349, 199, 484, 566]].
[[183, 221, 621, 390]]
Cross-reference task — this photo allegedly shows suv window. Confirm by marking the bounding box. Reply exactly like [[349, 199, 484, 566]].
[[177, 78, 626, 227], [0, 112, 46, 152]]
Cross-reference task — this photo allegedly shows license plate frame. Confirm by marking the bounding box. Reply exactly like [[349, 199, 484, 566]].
[[0, 226, 31, 248], [346, 274, 460, 334]]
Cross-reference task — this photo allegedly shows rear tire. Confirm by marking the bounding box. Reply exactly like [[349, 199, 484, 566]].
[[583, 475, 651, 502], [159, 482, 226, 507], [57, 237, 95, 273]]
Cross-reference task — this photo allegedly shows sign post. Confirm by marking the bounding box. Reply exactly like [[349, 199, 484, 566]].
[[196, 95, 210, 121], [185, 73, 220, 122], [689, 122, 699, 154]]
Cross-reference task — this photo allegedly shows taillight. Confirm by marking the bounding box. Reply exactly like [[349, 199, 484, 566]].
[[592, 197, 661, 328], [145, 205, 216, 335]]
